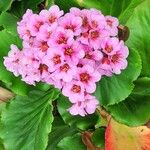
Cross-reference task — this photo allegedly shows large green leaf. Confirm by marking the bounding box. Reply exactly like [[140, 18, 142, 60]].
[[58, 95, 99, 130], [0, 0, 13, 11], [1, 89, 59, 150], [107, 77, 150, 126], [47, 116, 77, 150], [94, 49, 141, 106], [56, 133, 86, 150], [126, 0, 150, 77], [0, 12, 18, 35]]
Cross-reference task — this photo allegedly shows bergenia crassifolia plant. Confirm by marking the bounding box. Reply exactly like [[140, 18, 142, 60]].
[[0, 1, 150, 150], [4, 5, 128, 116]]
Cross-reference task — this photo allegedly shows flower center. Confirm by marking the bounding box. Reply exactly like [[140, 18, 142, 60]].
[[35, 21, 43, 30], [82, 17, 89, 28], [91, 20, 98, 28], [106, 20, 113, 27], [111, 54, 119, 63], [85, 52, 92, 59], [60, 63, 70, 72], [82, 32, 89, 38], [105, 44, 113, 53], [49, 15, 56, 23], [57, 35, 67, 44], [90, 31, 99, 39], [53, 55, 61, 64], [40, 42, 49, 52], [102, 57, 110, 65], [71, 84, 81, 93], [80, 72, 90, 83], [65, 25, 76, 32], [39, 64, 48, 74], [64, 47, 73, 56]]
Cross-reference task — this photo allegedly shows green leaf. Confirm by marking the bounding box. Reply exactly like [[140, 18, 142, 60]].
[[78, 0, 112, 15], [107, 94, 150, 126], [56, 133, 86, 150], [118, 0, 144, 24], [10, 0, 44, 18], [54, 0, 80, 13], [47, 116, 77, 150], [126, 0, 150, 77], [58, 95, 99, 130], [133, 77, 150, 95], [92, 127, 105, 148], [45, 0, 54, 9], [0, 0, 13, 11], [107, 78, 150, 126], [94, 49, 141, 106], [1, 89, 59, 150], [0, 12, 18, 35]]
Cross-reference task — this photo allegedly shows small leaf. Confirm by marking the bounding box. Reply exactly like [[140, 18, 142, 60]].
[[92, 128, 105, 148], [56, 133, 86, 150], [1, 89, 59, 150], [58, 94, 99, 130], [94, 49, 141, 106]]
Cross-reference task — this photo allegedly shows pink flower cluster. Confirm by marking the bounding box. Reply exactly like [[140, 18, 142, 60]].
[[4, 5, 129, 116]]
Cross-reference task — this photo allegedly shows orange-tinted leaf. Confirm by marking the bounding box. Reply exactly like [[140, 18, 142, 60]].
[[105, 119, 150, 150]]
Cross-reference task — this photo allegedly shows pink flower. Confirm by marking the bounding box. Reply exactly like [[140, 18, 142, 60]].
[[4, 45, 21, 76], [59, 13, 82, 35], [77, 65, 101, 93], [68, 94, 99, 116], [68, 101, 86, 116], [53, 62, 77, 82], [70, 7, 81, 16], [33, 40, 49, 53], [105, 16, 119, 36], [97, 57, 112, 77], [44, 74, 64, 89], [109, 41, 129, 74], [27, 14, 45, 36], [21, 69, 41, 85], [17, 9, 33, 41], [62, 80, 85, 103], [40, 5, 64, 25], [89, 29, 108, 49], [48, 27, 74, 47], [36, 23, 57, 41], [82, 45, 103, 61], [101, 37, 120, 55], [89, 13, 106, 29], [62, 42, 85, 64], [42, 47, 64, 72], [84, 94, 99, 114]]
